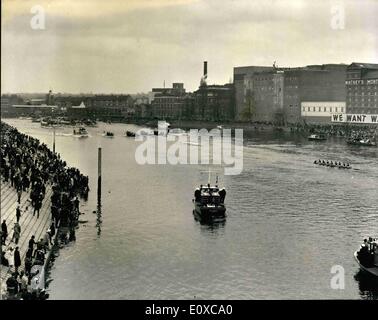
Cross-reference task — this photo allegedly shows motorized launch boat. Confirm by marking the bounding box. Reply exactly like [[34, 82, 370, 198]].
[[354, 237, 378, 277], [347, 138, 376, 147], [193, 173, 226, 218]]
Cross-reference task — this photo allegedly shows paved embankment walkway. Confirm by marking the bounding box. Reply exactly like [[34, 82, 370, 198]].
[[0, 180, 53, 298]]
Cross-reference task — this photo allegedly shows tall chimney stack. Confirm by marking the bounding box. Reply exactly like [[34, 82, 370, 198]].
[[203, 61, 208, 79]]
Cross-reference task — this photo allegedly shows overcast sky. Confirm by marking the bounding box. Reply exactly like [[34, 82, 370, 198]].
[[1, 0, 377, 94]]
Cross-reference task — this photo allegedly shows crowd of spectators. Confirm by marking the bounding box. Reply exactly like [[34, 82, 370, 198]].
[[0, 121, 89, 299]]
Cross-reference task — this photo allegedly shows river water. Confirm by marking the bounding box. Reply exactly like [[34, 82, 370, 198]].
[[4, 119, 378, 300]]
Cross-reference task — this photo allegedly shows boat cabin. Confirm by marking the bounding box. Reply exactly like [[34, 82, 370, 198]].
[[194, 185, 226, 205]]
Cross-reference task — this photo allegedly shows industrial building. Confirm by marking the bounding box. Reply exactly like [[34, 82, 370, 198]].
[[234, 63, 348, 124], [346, 63, 378, 114]]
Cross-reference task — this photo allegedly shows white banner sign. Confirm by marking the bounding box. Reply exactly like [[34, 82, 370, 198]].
[[331, 113, 378, 124]]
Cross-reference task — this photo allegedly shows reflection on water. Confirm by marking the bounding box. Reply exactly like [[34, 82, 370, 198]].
[[4, 119, 378, 300], [354, 270, 378, 300], [192, 210, 227, 233], [96, 204, 102, 237]]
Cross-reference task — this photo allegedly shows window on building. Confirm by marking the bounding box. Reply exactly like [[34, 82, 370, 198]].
[[330, 107, 332, 112]]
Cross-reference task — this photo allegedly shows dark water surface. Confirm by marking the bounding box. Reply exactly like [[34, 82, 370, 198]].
[[5, 119, 378, 300]]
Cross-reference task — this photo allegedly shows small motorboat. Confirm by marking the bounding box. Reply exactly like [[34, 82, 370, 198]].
[[40, 119, 49, 127], [102, 131, 114, 137], [168, 128, 187, 136], [73, 127, 89, 138], [347, 138, 376, 147], [216, 125, 223, 130], [153, 121, 170, 136], [354, 238, 378, 277], [308, 134, 326, 141], [136, 128, 154, 136], [125, 130, 136, 137], [154, 128, 169, 136]]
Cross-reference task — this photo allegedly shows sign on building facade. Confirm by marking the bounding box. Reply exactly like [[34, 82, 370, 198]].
[[331, 113, 378, 123]]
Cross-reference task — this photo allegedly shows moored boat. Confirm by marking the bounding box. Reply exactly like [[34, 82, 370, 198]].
[[354, 237, 378, 277], [40, 119, 49, 127], [73, 127, 89, 138], [102, 131, 114, 137], [125, 130, 136, 137], [308, 134, 326, 141]]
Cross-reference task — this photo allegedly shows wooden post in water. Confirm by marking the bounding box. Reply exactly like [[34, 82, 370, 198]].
[[97, 147, 102, 204]]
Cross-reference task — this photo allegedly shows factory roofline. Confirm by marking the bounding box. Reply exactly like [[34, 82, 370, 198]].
[[349, 62, 378, 69]]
